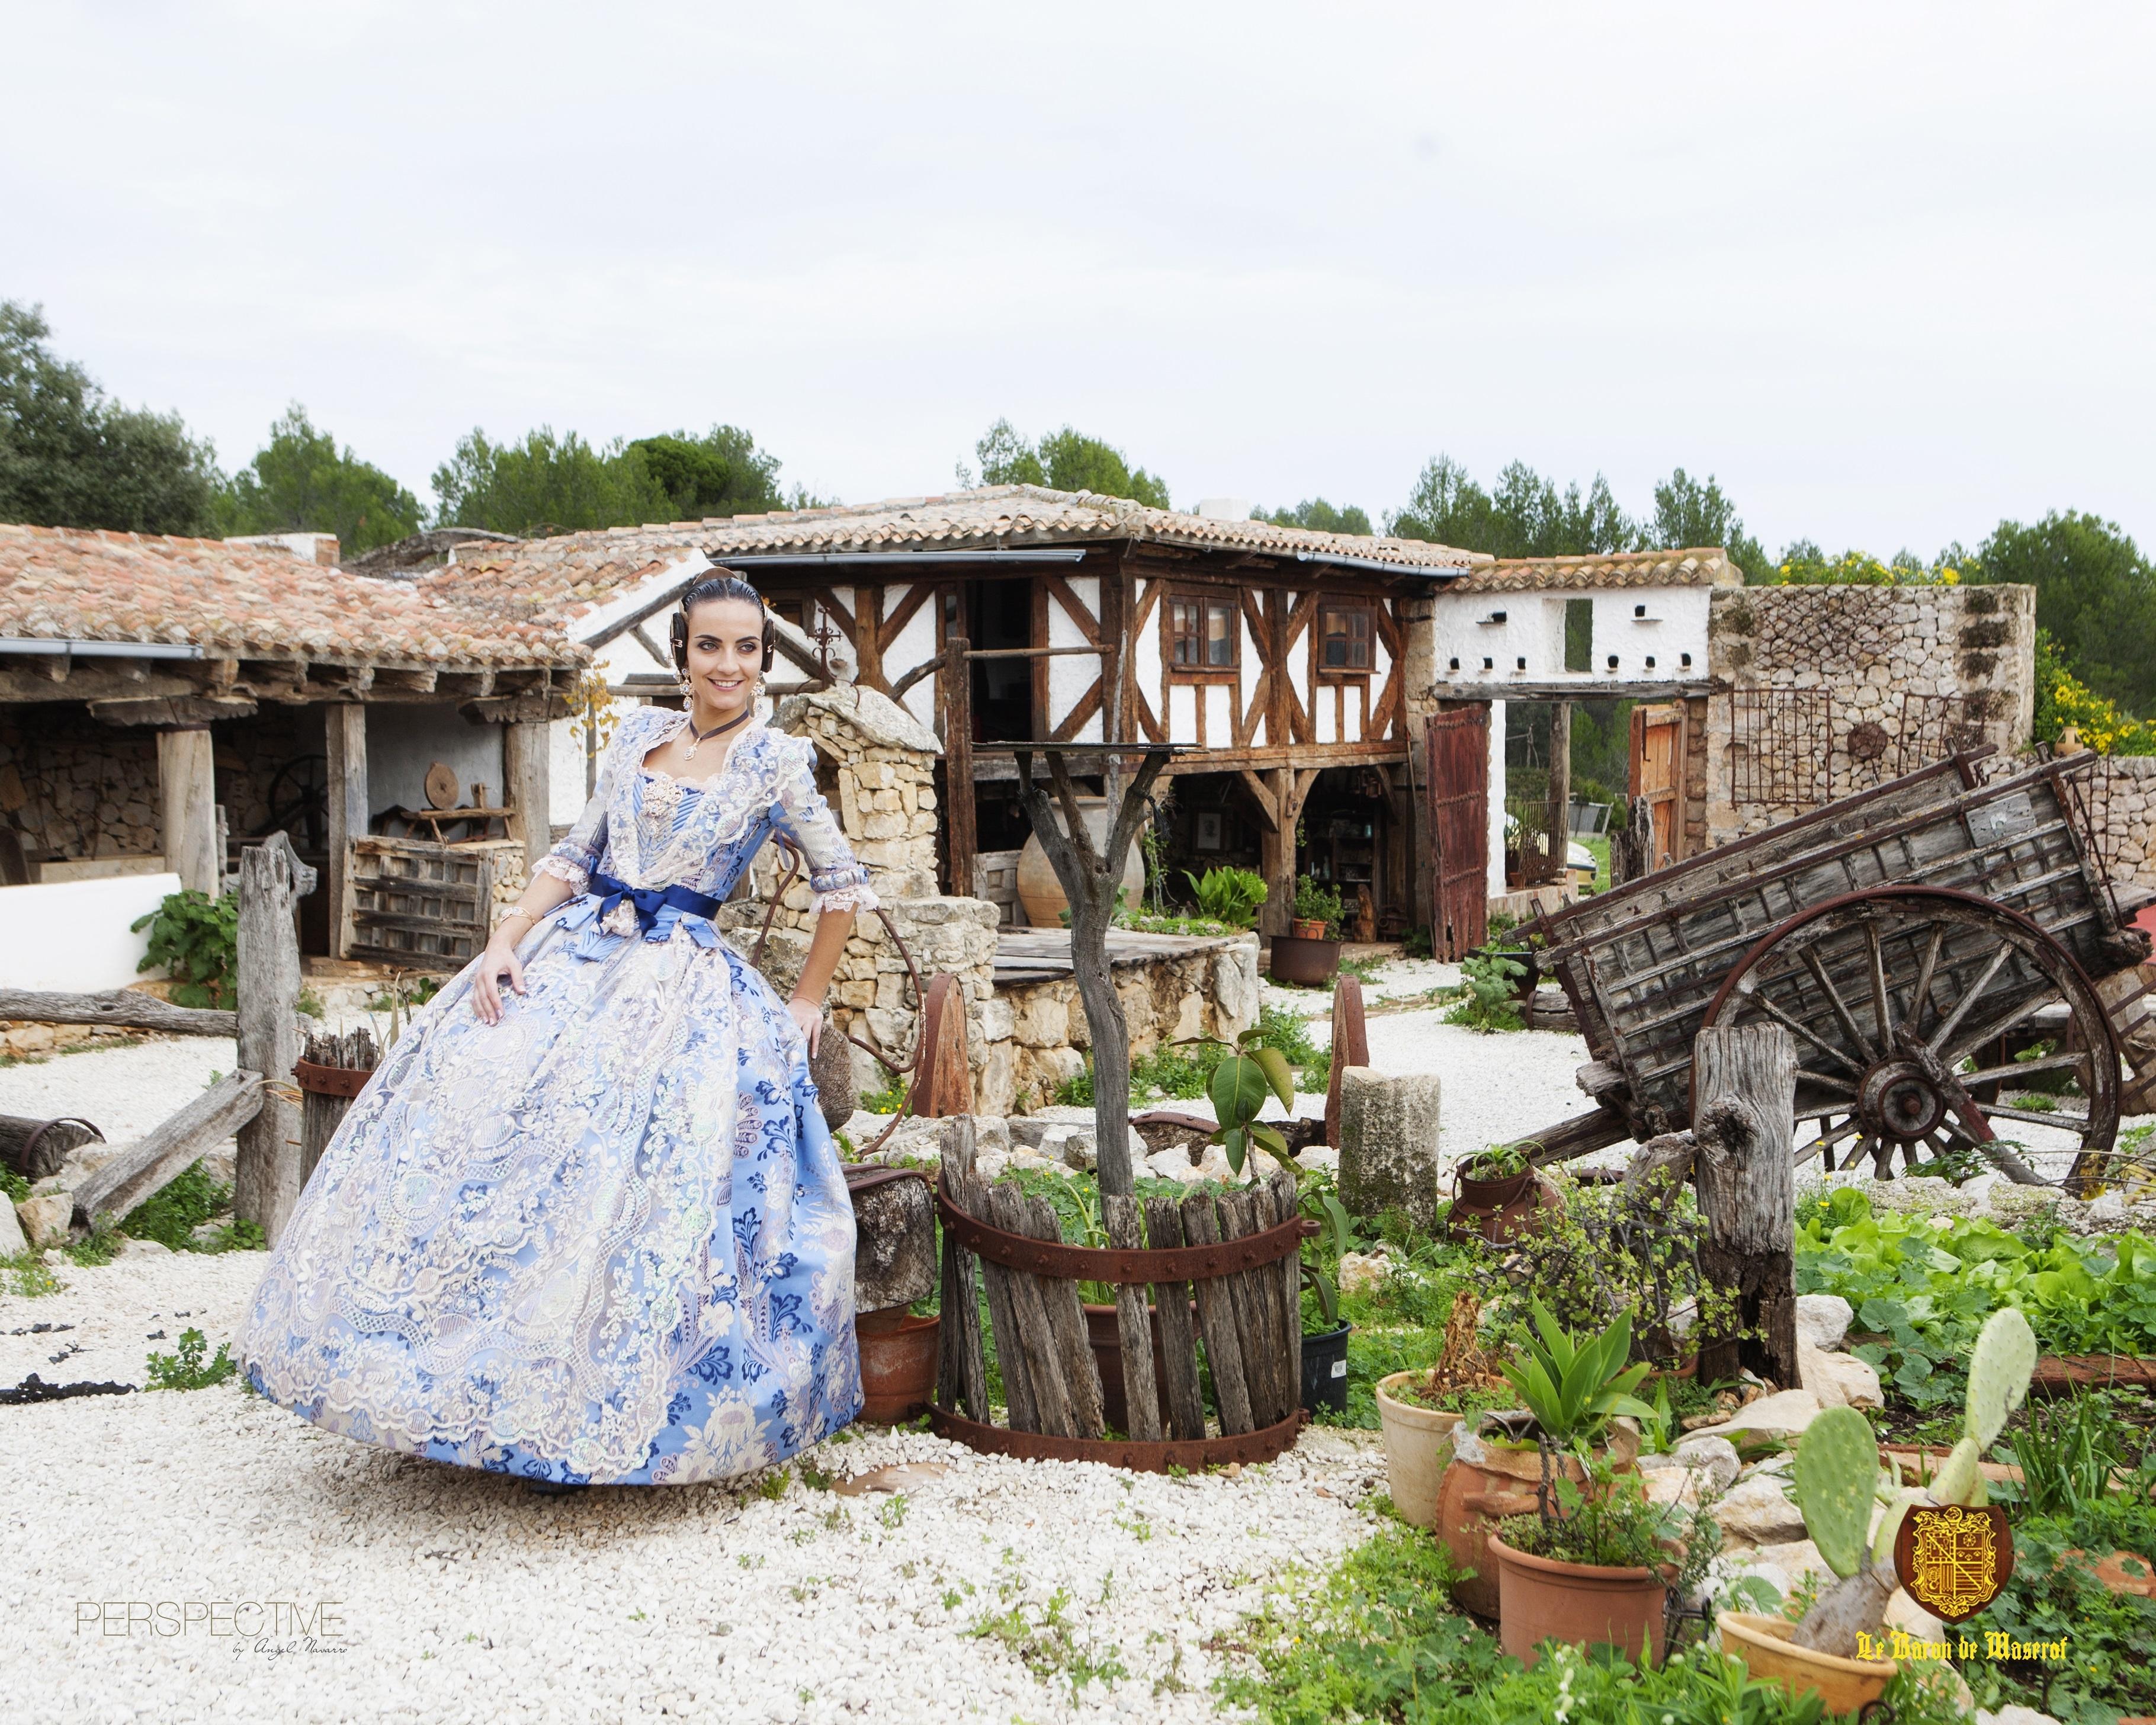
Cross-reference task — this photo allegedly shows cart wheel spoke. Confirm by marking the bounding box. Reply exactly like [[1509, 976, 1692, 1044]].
[[1749, 990, 1867, 1078], [1904, 923, 1946, 1043], [1975, 1101, 2091, 1133], [1805, 945, 1881, 1064], [1926, 944, 2016, 1056], [1959, 1050, 2088, 1088], [1795, 1069, 1858, 1095], [1865, 919, 1895, 1047]]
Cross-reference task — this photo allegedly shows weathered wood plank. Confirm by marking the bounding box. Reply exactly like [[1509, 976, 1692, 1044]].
[[1103, 1194, 1162, 1442], [299, 1026, 377, 1192], [936, 1117, 992, 1423], [987, 1184, 1073, 1437], [1267, 1168, 1304, 1412], [1182, 1190, 1255, 1435], [235, 836, 310, 1248], [1693, 1025, 1800, 1389], [70, 1070, 263, 1231], [971, 1175, 1038, 1432], [1144, 1197, 1207, 1442], [0, 988, 236, 1037], [1025, 1194, 1106, 1439], [1, 1114, 102, 1181], [1217, 1188, 1281, 1426]]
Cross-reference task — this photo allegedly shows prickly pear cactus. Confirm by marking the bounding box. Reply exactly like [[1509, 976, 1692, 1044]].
[[1872, 1486, 1929, 1564], [1791, 1405, 1879, 1581], [1930, 1437, 1983, 1509], [1965, 1307, 2038, 1451]]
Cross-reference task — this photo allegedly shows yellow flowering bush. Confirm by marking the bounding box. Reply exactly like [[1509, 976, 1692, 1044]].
[[1770, 550, 1961, 586], [2035, 629, 2156, 755]]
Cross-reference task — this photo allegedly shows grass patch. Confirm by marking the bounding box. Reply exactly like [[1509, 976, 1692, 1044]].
[[0, 1249, 63, 1297], [144, 1327, 237, 1391], [971, 1585, 1128, 1700]]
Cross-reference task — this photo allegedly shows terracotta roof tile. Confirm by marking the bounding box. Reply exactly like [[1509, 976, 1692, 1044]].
[[1447, 547, 1740, 595], [0, 523, 585, 671]]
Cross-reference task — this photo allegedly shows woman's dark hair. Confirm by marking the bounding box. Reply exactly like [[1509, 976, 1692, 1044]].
[[671, 572, 775, 675]]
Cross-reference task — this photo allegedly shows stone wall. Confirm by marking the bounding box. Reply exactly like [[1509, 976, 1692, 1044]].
[[2065, 752, 2156, 895], [1703, 584, 2036, 844], [1000, 935, 1260, 1114], [0, 704, 161, 864], [718, 684, 1013, 1112]]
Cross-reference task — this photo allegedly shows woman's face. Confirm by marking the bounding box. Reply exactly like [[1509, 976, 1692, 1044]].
[[682, 597, 765, 717]]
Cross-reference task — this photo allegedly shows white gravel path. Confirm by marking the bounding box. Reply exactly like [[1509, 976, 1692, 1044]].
[[3, 1253, 1385, 1725]]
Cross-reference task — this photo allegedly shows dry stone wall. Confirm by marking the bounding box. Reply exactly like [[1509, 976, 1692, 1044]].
[[2061, 752, 2156, 896], [1703, 584, 2036, 844]]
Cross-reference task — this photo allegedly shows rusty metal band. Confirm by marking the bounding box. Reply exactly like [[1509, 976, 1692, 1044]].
[[843, 1164, 934, 1198], [292, 1058, 373, 1098], [928, 1403, 1307, 1472], [936, 1174, 1316, 1283]]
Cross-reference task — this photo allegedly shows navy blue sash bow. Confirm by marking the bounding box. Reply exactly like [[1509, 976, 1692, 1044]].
[[588, 870, 724, 936]]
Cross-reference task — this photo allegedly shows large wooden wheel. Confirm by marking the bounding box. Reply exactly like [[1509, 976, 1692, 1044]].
[[1695, 887, 2119, 1192]]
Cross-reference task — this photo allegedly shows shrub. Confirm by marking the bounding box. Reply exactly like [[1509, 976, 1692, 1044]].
[[1181, 865, 1268, 929], [130, 889, 238, 1009]]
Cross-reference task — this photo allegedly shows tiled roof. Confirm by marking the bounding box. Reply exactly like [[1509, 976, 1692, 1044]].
[[426, 484, 1491, 630], [0, 523, 582, 670], [1446, 547, 1740, 595]]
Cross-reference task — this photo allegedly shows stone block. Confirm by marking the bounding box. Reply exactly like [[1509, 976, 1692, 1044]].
[[977, 997, 1015, 1042], [0, 1196, 27, 1256], [15, 1191, 74, 1248], [1794, 1293, 1853, 1351], [1337, 1067, 1442, 1227]]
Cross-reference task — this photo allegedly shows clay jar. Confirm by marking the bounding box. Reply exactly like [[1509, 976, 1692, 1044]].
[[1015, 796, 1145, 926], [854, 1308, 939, 1423], [1490, 1533, 1673, 1668], [1715, 1612, 1897, 1714], [1373, 1371, 1465, 1530], [1435, 1416, 1641, 1618]]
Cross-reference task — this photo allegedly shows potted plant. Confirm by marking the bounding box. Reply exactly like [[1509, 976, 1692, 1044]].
[[1446, 1140, 1544, 1243], [1435, 1299, 1655, 1617], [1377, 1290, 1510, 1529], [1718, 1307, 2039, 1708], [1289, 875, 1343, 942], [1488, 1455, 1712, 1668], [1202, 1025, 1354, 1413]]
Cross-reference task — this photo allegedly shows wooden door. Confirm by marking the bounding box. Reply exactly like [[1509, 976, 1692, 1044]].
[[1425, 707, 1489, 960], [1628, 704, 1686, 871]]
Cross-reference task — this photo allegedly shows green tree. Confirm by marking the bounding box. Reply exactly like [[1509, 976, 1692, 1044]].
[[1968, 511, 2156, 716], [627, 425, 787, 521], [0, 300, 220, 535], [964, 418, 1171, 508], [1259, 498, 1373, 536], [431, 427, 672, 537], [1650, 467, 1768, 578], [1387, 455, 1635, 559], [213, 403, 422, 554]]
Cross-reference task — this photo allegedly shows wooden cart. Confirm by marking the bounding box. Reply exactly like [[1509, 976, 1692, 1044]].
[[1520, 749, 2156, 1194]]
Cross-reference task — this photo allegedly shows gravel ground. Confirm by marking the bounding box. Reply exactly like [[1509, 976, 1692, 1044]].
[[3, 1252, 1384, 1724]]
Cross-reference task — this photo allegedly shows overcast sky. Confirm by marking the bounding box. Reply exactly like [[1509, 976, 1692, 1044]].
[[7, 2, 2152, 559]]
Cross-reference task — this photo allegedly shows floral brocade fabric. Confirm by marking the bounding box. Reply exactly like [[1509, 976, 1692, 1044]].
[[236, 707, 872, 1484]]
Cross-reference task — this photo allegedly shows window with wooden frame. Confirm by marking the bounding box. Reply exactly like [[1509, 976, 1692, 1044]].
[[1167, 593, 1238, 672], [1317, 601, 1374, 674]]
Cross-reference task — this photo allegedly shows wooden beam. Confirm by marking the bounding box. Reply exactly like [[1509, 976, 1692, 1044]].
[[504, 719, 551, 874], [855, 585, 887, 692], [156, 728, 219, 895], [1237, 769, 1279, 831], [371, 666, 438, 696], [325, 704, 368, 960], [878, 580, 933, 653], [235, 836, 312, 1248], [1048, 677, 1103, 742], [631, 621, 673, 669], [1044, 572, 1102, 645], [70, 1070, 264, 1233], [0, 987, 236, 1036], [89, 695, 257, 727], [459, 691, 570, 725], [942, 634, 976, 897]]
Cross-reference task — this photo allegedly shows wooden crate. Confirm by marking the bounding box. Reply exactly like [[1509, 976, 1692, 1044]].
[[348, 836, 494, 969]]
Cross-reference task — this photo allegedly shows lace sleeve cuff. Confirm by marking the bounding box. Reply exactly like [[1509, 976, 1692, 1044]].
[[536, 853, 592, 893], [813, 881, 880, 916]]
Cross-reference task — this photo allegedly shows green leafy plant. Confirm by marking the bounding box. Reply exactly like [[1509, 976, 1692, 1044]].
[[861, 1070, 910, 1115], [1459, 1141, 1530, 1182], [1784, 1403, 1901, 1655], [1498, 1298, 1656, 1453], [1181, 865, 1268, 930], [1291, 875, 1343, 936], [2003, 1390, 2129, 1518], [1199, 1024, 1298, 1178], [145, 1326, 236, 1391], [130, 888, 238, 1009], [1444, 950, 1525, 1032]]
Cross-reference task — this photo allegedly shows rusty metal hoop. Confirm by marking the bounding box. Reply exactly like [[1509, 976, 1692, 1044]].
[[936, 1174, 1318, 1284], [1695, 886, 2120, 1192], [928, 1403, 1307, 1473]]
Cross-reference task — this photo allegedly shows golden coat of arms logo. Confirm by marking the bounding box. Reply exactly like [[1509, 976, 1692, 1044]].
[[1892, 1503, 2016, 1624]]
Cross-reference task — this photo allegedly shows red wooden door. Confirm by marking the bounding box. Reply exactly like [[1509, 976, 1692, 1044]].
[[1628, 704, 1685, 871], [1426, 707, 1490, 961]]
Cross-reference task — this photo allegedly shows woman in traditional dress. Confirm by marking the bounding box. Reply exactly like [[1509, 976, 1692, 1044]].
[[236, 575, 872, 1492]]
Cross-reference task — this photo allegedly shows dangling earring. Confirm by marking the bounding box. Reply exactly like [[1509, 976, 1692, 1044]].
[[679, 675, 692, 697]]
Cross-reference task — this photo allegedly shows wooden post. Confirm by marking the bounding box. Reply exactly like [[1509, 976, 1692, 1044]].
[[1260, 765, 1293, 937], [503, 719, 551, 878], [324, 704, 368, 960], [1548, 698, 1573, 883], [1692, 1023, 1801, 1390], [299, 1027, 377, 1192], [235, 833, 317, 1248], [1103, 1194, 1162, 1441], [1143, 1196, 1207, 1442], [1610, 794, 1656, 886], [935, 1116, 992, 1422], [942, 634, 976, 899], [156, 728, 219, 896]]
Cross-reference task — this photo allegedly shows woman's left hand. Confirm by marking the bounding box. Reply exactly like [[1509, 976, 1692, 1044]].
[[787, 998, 822, 1056]]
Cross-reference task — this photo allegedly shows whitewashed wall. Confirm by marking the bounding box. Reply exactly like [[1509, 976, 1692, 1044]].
[[0, 872, 178, 990], [882, 581, 941, 731], [1045, 576, 1103, 742], [1430, 585, 1711, 685]]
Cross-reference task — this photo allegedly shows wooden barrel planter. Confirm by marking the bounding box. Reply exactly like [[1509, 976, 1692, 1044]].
[[293, 1028, 380, 1191], [931, 1118, 1317, 1472]]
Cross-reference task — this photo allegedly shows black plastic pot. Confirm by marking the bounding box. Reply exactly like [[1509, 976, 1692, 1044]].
[[1301, 1320, 1353, 1415]]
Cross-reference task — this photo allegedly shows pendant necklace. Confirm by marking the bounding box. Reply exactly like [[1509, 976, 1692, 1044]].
[[680, 703, 750, 764]]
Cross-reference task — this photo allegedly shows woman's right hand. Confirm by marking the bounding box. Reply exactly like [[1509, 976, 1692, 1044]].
[[470, 940, 525, 1025]]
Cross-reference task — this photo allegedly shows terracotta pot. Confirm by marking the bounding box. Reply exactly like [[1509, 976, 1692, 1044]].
[[1456, 1162, 1533, 1210], [1717, 1611, 1897, 1713], [2063, 1547, 2156, 1598], [1645, 1354, 1699, 1383], [1083, 1303, 1181, 1434], [854, 1308, 939, 1424], [1290, 917, 1330, 941], [1374, 1371, 1464, 1530], [1269, 934, 1340, 986], [1446, 1169, 1543, 1245], [1016, 796, 1144, 926], [1435, 1418, 1641, 1617], [1490, 1533, 1670, 1668]]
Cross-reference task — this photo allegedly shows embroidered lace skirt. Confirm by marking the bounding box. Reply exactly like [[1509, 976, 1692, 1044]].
[[236, 916, 862, 1484]]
